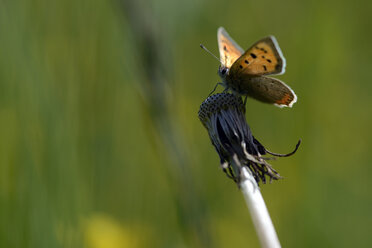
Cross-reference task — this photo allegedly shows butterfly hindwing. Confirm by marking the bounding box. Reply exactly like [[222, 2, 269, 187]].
[[217, 27, 244, 68], [229, 36, 286, 76], [228, 76, 297, 108]]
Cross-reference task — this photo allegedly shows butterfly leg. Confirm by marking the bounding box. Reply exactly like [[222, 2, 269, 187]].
[[222, 86, 230, 93], [208, 82, 224, 97], [243, 95, 248, 105]]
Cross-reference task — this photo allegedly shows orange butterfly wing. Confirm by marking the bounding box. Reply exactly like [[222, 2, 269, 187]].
[[229, 36, 286, 76], [217, 27, 244, 68]]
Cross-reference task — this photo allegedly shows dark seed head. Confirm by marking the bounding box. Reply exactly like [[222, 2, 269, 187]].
[[198, 93, 300, 185]]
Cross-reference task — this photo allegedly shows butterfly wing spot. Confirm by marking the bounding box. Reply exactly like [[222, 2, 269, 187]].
[[259, 47, 268, 53], [226, 35, 286, 77], [255, 46, 267, 53], [223, 45, 227, 51]]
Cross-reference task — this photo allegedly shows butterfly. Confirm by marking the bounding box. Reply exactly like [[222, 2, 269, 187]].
[[217, 27, 297, 108]]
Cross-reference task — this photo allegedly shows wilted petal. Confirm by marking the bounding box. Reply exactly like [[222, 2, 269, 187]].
[[198, 93, 300, 184]]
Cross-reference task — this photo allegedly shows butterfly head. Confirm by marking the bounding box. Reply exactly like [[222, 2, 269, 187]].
[[218, 66, 229, 80]]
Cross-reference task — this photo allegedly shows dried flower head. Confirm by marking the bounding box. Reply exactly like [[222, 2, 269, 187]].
[[198, 93, 300, 184]]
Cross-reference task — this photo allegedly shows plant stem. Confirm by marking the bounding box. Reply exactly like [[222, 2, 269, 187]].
[[239, 166, 281, 248]]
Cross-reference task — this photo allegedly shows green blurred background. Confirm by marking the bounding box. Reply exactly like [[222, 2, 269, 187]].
[[1, 0, 371, 247]]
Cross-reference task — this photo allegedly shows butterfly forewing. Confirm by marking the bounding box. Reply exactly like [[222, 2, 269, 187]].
[[229, 36, 286, 76], [217, 27, 244, 68]]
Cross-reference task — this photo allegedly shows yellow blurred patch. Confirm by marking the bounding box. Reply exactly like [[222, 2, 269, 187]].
[[84, 213, 140, 248]]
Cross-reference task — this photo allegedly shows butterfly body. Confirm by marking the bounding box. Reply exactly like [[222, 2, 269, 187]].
[[217, 27, 297, 108]]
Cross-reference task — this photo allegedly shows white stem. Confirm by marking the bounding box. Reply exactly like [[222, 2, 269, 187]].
[[239, 166, 281, 248]]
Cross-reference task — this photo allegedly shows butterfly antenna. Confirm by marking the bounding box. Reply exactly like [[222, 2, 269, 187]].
[[200, 44, 222, 63]]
